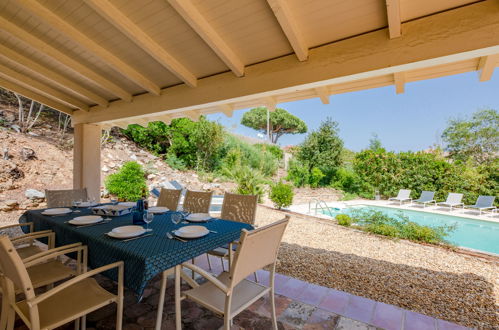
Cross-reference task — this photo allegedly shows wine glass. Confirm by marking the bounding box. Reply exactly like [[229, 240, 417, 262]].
[[74, 199, 82, 213], [143, 211, 154, 232], [171, 213, 182, 226]]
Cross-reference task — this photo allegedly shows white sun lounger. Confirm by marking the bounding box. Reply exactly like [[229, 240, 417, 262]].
[[389, 189, 411, 205], [466, 195, 496, 215], [411, 191, 436, 208], [437, 193, 464, 211]]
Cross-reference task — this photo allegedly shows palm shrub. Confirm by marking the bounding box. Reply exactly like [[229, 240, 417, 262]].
[[270, 181, 294, 209], [222, 165, 266, 202], [105, 161, 147, 201]]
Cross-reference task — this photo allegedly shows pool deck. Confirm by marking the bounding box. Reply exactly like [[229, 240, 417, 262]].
[[290, 199, 499, 224]]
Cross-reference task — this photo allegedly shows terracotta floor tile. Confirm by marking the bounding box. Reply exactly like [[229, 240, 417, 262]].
[[342, 295, 376, 324], [318, 289, 351, 314], [370, 302, 403, 330], [405, 310, 437, 330]]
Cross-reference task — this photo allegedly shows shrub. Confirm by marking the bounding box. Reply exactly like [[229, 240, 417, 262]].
[[365, 223, 399, 237], [256, 143, 284, 160], [165, 153, 187, 171], [223, 165, 266, 202], [270, 182, 294, 209], [335, 214, 352, 226], [309, 167, 325, 188], [286, 159, 309, 187], [340, 192, 358, 201], [105, 161, 147, 201]]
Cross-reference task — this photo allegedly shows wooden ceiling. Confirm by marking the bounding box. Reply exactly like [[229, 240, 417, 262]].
[[0, 0, 497, 127]]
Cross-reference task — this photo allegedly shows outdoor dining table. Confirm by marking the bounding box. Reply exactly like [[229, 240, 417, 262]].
[[20, 206, 253, 329]]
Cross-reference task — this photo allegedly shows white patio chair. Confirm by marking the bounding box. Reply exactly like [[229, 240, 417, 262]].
[[176, 216, 290, 330], [465, 195, 496, 215], [389, 189, 412, 205], [1, 222, 55, 259], [0, 236, 124, 330], [437, 193, 464, 211], [411, 191, 436, 208]]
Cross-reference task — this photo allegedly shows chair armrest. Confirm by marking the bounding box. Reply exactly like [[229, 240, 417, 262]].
[[11, 231, 55, 249], [181, 262, 229, 294], [1, 222, 34, 232], [28, 261, 124, 307], [23, 243, 84, 266]]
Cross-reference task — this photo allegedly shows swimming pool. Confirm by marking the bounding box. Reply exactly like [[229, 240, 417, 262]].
[[322, 205, 499, 255]]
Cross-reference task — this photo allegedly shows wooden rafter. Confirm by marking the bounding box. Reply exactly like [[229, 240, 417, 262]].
[[314, 87, 330, 104], [167, 0, 244, 77], [267, 0, 308, 61], [0, 63, 89, 111], [16, 0, 161, 95], [385, 0, 402, 39], [478, 54, 499, 81], [0, 77, 73, 115], [184, 110, 201, 121], [84, 0, 197, 87], [0, 16, 132, 102], [0, 44, 108, 107], [393, 72, 405, 94]]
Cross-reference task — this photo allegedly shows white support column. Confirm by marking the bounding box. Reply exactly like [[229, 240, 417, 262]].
[[73, 123, 102, 201]]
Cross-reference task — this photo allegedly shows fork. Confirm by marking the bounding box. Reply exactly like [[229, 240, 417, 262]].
[[166, 232, 187, 242]]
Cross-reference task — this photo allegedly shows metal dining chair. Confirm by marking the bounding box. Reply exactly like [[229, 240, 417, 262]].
[[182, 190, 213, 213], [176, 216, 290, 329], [156, 188, 182, 211], [0, 235, 124, 330], [45, 188, 88, 208]]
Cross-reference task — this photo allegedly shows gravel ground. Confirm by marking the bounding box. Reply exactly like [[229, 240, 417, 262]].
[[255, 206, 499, 329]]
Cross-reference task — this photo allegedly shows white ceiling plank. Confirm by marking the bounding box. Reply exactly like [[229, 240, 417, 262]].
[[0, 16, 132, 102], [167, 0, 244, 77], [267, 0, 308, 61], [0, 44, 108, 107], [16, 0, 161, 95], [478, 54, 499, 81], [386, 0, 402, 39], [84, 0, 197, 87], [0, 77, 73, 115], [393, 72, 406, 94], [0, 63, 90, 111]]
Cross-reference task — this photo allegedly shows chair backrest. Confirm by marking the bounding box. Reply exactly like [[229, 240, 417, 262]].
[[475, 195, 495, 207], [445, 193, 463, 204], [0, 236, 35, 301], [229, 216, 290, 286], [183, 190, 213, 213], [45, 188, 88, 208], [397, 189, 411, 199], [419, 191, 435, 201], [156, 188, 182, 210], [221, 193, 258, 225]]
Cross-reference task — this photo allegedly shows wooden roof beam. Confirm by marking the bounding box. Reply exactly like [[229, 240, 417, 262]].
[[0, 63, 89, 111], [167, 0, 244, 77], [264, 97, 277, 111], [478, 54, 499, 81], [184, 110, 201, 121], [84, 0, 197, 87], [0, 16, 132, 102], [0, 44, 108, 107], [16, 0, 161, 95], [0, 77, 73, 115], [393, 72, 405, 94], [314, 87, 330, 104], [267, 0, 308, 61], [386, 0, 402, 39]]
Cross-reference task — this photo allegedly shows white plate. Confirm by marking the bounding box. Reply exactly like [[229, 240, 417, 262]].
[[112, 225, 145, 235], [174, 225, 209, 239], [118, 202, 136, 207], [148, 206, 169, 214], [42, 208, 72, 216], [77, 202, 98, 208], [68, 215, 103, 225], [107, 229, 146, 239], [186, 213, 211, 222]]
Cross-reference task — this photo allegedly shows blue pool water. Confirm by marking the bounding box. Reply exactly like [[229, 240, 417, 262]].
[[322, 205, 499, 255]]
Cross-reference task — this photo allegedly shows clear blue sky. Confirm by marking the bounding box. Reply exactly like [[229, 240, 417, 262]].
[[207, 71, 499, 152]]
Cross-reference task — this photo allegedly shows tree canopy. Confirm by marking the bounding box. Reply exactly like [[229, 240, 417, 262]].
[[442, 108, 499, 164], [241, 107, 307, 144]]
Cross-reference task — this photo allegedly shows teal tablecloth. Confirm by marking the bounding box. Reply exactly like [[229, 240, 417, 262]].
[[20, 208, 252, 297]]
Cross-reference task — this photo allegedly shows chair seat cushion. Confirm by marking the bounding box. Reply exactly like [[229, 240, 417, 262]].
[[17, 278, 116, 329], [27, 260, 76, 289], [184, 272, 269, 315]]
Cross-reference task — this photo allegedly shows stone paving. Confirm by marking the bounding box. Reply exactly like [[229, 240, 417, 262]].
[[11, 254, 472, 330]]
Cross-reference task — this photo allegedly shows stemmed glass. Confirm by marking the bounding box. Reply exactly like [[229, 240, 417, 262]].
[[171, 213, 183, 227], [143, 210, 154, 232], [74, 199, 82, 213]]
